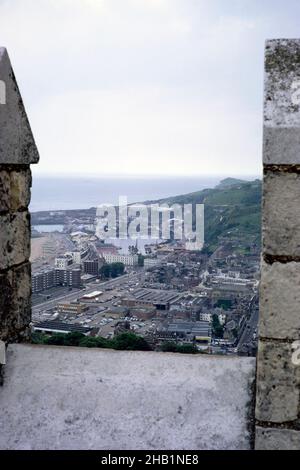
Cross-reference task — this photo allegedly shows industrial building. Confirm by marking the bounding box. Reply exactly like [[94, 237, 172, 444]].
[[32, 268, 55, 293], [57, 303, 89, 314], [33, 320, 92, 335], [165, 321, 211, 337], [159, 321, 212, 349], [55, 266, 81, 289], [83, 259, 99, 276], [103, 253, 138, 266], [123, 288, 182, 310]]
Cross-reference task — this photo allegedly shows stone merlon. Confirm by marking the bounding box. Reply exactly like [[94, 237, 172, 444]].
[[0, 47, 39, 165], [0, 47, 38, 344], [264, 39, 300, 164], [256, 38, 300, 449]]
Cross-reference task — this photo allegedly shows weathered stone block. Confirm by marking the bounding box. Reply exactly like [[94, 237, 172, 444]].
[[0, 48, 37, 344], [256, 340, 300, 423], [260, 260, 300, 339], [0, 262, 31, 342], [0, 211, 30, 269], [263, 171, 300, 256], [0, 169, 10, 211], [9, 168, 31, 210], [264, 127, 300, 164], [0, 168, 31, 212], [256, 426, 300, 450], [264, 39, 300, 164]]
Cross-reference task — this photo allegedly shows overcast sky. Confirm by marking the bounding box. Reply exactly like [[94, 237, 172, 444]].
[[0, 0, 299, 177]]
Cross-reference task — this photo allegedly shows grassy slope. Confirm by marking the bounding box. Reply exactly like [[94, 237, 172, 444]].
[[155, 179, 262, 252]]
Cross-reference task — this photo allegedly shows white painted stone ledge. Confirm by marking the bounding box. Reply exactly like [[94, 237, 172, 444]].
[[0, 344, 255, 450]]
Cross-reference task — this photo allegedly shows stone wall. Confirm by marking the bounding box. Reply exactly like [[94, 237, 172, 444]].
[[255, 39, 300, 450], [2, 41, 300, 450], [0, 47, 39, 344]]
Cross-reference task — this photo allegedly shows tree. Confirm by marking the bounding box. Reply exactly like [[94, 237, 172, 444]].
[[31, 330, 153, 352], [160, 341, 198, 354], [79, 337, 110, 348], [176, 343, 198, 354], [63, 331, 85, 346], [138, 254, 144, 267], [216, 299, 232, 310], [112, 332, 152, 351], [110, 262, 125, 278], [31, 332, 47, 344], [212, 314, 224, 339], [43, 333, 67, 346], [160, 341, 178, 352], [100, 264, 111, 279]]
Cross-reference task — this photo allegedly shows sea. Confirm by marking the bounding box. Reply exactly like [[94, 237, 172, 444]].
[[30, 175, 227, 213]]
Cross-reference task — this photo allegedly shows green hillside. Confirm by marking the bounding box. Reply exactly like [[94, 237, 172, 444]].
[[155, 178, 262, 253]]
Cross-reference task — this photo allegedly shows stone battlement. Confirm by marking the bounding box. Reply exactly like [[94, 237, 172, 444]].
[[1, 41, 300, 450]]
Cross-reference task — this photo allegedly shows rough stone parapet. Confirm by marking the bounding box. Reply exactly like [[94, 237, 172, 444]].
[[255, 39, 300, 449], [260, 260, 300, 339], [0, 166, 31, 213], [0, 167, 32, 345], [256, 340, 300, 423], [0, 48, 38, 344], [0, 262, 31, 342], [263, 171, 300, 257], [0, 209, 31, 271]]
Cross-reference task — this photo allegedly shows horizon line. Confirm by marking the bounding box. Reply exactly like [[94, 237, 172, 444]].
[[31, 172, 262, 179]]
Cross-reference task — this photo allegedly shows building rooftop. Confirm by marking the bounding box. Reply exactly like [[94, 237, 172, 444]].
[[134, 288, 182, 304], [33, 321, 92, 334], [166, 321, 212, 336], [82, 290, 103, 299]]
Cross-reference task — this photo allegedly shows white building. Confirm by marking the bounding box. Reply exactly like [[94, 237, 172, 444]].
[[65, 251, 82, 264], [103, 253, 139, 266], [82, 290, 103, 301], [55, 256, 72, 269], [71, 251, 81, 264], [144, 258, 160, 268], [199, 312, 212, 322]]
